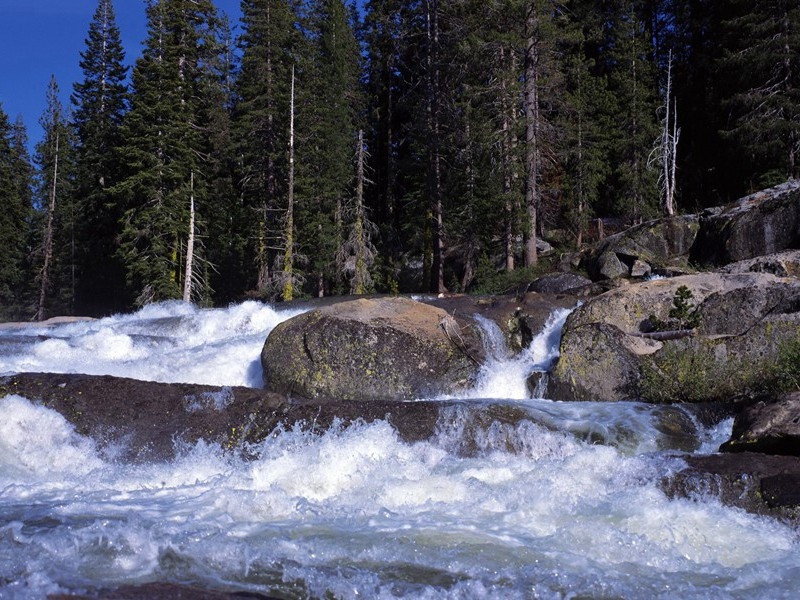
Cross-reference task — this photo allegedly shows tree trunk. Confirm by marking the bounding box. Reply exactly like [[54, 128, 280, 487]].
[[354, 130, 367, 295], [524, 3, 540, 267], [183, 171, 195, 303], [426, 0, 445, 293], [282, 65, 296, 302], [500, 46, 515, 272], [37, 132, 59, 322]]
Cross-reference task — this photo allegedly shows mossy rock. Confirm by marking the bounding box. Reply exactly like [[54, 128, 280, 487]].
[[261, 297, 483, 402], [549, 273, 800, 403]]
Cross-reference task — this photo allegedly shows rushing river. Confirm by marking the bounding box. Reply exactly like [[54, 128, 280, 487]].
[[0, 301, 798, 599]]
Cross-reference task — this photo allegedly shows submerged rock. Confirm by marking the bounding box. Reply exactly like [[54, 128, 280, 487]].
[[261, 297, 484, 402], [1, 373, 705, 462], [721, 393, 800, 456], [549, 273, 800, 402], [691, 179, 800, 267], [662, 452, 800, 524], [48, 582, 278, 600], [0, 372, 445, 462]]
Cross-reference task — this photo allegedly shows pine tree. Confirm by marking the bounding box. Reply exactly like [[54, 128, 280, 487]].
[[607, 1, 660, 223], [235, 0, 301, 297], [559, 6, 613, 246], [0, 108, 34, 319], [362, 0, 407, 288], [71, 0, 129, 314], [299, 0, 363, 297], [721, 0, 800, 187], [115, 0, 224, 306]]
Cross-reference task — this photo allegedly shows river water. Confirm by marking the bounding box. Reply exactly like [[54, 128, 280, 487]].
[[0, 301, 798, 599]]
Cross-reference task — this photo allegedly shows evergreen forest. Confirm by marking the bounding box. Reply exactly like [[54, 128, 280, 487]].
[[1, 0, 798, 320]]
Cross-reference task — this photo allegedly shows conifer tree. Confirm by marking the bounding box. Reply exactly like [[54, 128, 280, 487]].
[[607, 2, 660, 222], [235, 0, 300, 297], [71, 0, 129, 314], [0, 108, 34, 319], [300, 0, 363, 296], [721, 0, 800, 187], [116, 0, 223, 306], [559, 9, 613, 246]]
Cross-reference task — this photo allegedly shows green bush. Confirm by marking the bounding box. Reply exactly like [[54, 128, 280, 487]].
[[648, 285, 701, 332]]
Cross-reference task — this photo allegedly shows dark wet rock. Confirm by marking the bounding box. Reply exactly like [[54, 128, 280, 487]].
[[719, 250, 800, 277], [549, 273, 800, 402], [662, 452, 800, 524], [526, 372, 547, 398], [690, 179, 800, 267], [585, 215, 700, 281], [48, 582, 278, 600], [261, 297, 485, 402], [0, 372, 448, 462], [527, 272, 592, 294], [721, 393, 800, 456]]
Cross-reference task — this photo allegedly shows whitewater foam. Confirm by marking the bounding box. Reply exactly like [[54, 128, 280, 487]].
[[0, 397, 795, 599]]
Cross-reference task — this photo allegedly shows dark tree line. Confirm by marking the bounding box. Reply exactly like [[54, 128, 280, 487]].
[[1, 0, 798, 319]]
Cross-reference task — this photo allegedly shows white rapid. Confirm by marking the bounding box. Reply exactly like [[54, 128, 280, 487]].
[[0, 301, 306, 387], [0, 300, 797, 599]]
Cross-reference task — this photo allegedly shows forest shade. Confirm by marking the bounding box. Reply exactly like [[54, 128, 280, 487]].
[[0, 0, 798, 320]]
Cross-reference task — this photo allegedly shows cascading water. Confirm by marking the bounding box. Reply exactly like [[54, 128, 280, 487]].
[[0, 300, 797, 599], [466, 308, 573, 400]]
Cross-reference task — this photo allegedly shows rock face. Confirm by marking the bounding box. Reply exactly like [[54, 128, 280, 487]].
[[262, 297, 483, 402], [585, 214, 699, 280], [720, 393, 800, 456], [691, 179, 800, 267], [549, 273, 800, 402], [421, 291, 578, 355], [527, 272, 592, 294]]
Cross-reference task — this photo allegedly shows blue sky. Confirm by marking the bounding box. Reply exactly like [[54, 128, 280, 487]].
[[0, 0, 362, 152]]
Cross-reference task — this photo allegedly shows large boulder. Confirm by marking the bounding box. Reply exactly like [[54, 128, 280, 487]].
[[690, 179, 800, 266], [720, 393, 800, 456], [261, 297, 483, 402], [585, 214, 699, 280], [549, 273, 800, 402]]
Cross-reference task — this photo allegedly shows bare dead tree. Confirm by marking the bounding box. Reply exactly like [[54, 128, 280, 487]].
[[36, 132, 59, 322], [650, 50, 680, 216], [183, 171, 195, 302], [282, 64, 296, 302]]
